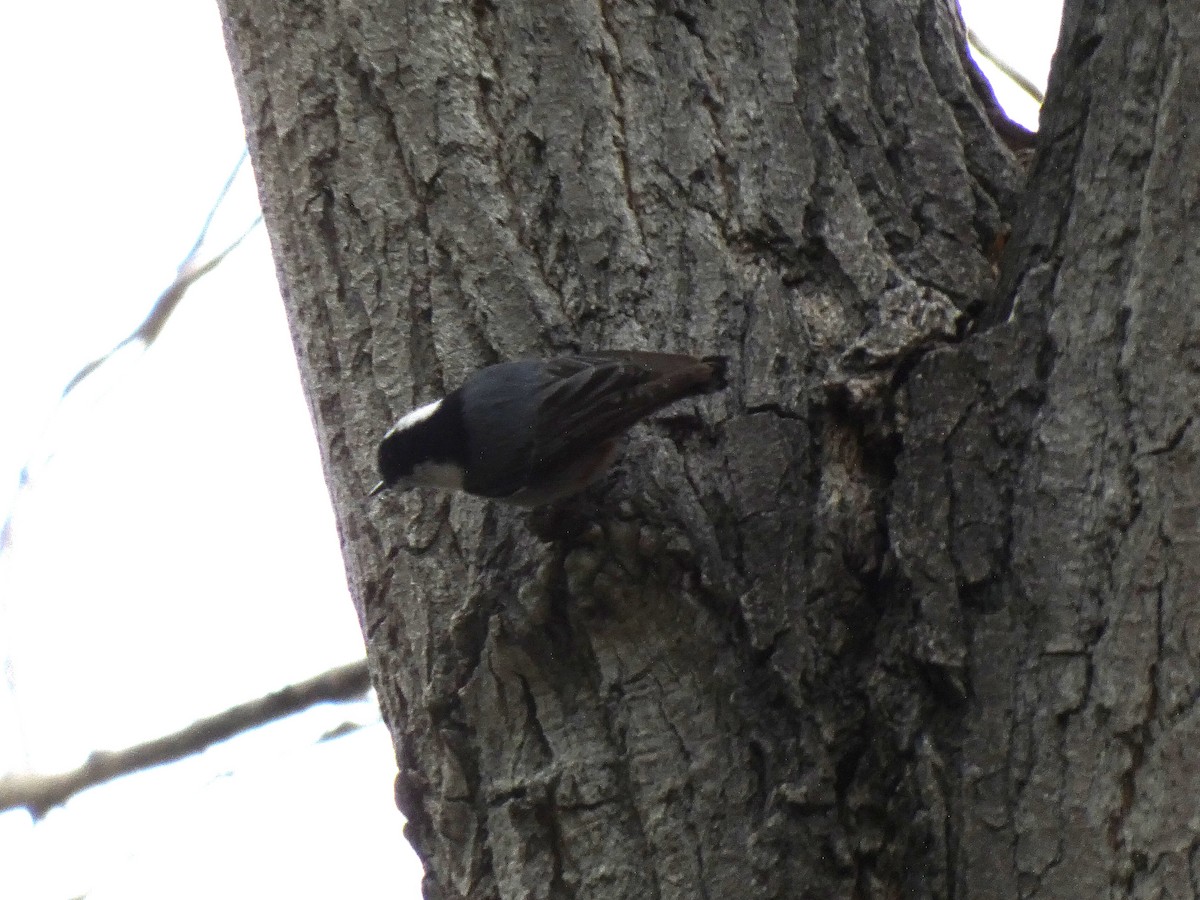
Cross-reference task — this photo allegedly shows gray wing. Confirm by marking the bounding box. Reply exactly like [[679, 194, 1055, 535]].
[[528, 352, 722, 479]]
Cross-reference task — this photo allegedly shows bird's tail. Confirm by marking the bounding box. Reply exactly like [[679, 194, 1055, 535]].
[[587, 350, 728, 396], [696, 355, 728, 393]]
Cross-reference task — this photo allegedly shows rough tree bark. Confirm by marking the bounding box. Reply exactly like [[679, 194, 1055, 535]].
[[218, 0, 1199, 897]]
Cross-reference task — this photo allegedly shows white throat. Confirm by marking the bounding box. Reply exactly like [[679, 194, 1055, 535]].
[[410, 460, 464, 490]]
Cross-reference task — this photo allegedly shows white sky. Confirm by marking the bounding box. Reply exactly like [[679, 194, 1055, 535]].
[[0, 1, 1059, 897]]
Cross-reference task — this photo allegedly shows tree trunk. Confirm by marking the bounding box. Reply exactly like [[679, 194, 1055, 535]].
[[218, 0, 1199, 897]]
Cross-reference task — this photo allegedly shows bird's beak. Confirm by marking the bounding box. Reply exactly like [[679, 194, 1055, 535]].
[[368, 481, 387, 498]]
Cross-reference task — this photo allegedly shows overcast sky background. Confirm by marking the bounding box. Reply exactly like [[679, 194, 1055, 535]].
[[0, 2, 1058, 897]]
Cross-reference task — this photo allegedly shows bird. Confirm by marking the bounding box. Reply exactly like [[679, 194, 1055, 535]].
[[372, 351, 727, 506]]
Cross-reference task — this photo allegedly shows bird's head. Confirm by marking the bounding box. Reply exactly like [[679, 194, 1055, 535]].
[[372, 398, 466, 497]]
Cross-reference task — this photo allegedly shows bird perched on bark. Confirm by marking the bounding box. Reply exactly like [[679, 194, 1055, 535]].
[[372, 351, 727, 506]]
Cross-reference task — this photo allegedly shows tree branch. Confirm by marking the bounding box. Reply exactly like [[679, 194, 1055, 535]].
[[967, 26, 1046, 106], [1, 151, 262, 559], [0, 659, 371, 820], [61, 148, 262, 396]]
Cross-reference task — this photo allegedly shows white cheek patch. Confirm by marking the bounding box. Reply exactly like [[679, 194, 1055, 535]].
[[411, 461, 465, 490], [386, 398, 442, 437]]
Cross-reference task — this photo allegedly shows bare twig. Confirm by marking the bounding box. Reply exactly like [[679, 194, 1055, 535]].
[[183, 147, 251, 267], [60, 213, 262, 395], [956, 22, 1037, 153], [62, 149, 261, 396], [0, 660, 371, 820], [1, 151, 261, 558], [967, 26, 1046, 106]]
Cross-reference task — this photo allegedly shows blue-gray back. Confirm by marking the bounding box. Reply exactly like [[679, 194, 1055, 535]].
[[458, 360, 542, 496]]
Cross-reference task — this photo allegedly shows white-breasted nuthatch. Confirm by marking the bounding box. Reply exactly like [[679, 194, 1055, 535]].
[[372, 351, 727, 506]]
